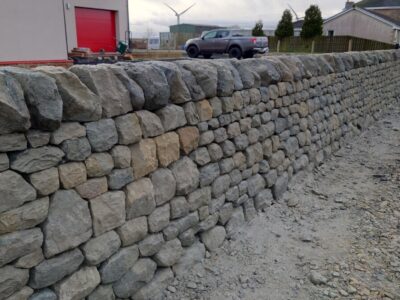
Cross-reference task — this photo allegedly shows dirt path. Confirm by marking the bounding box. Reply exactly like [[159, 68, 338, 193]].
[[166, 103, 400, 300]]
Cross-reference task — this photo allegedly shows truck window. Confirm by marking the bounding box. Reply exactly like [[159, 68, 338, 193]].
[[216, 31, 230, 38], [203, 31, 217, 40]]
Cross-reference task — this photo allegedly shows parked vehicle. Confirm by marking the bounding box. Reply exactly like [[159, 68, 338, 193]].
[[184, 29, 268, 59]]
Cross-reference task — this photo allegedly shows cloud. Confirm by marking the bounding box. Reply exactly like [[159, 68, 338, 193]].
[[128, 0, 344, 37]]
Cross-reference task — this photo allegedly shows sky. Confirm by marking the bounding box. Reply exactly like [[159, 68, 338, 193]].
[[128, 0, 346, 38]]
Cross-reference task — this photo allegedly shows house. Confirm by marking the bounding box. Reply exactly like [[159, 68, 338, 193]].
[[0, 0, 129, 64], [293, 20, 304, 37], [323, 0, 400, 45]]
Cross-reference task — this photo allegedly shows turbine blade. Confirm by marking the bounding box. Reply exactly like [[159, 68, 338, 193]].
[[179, 3, 196, 15], [164, 2, 178, 15]]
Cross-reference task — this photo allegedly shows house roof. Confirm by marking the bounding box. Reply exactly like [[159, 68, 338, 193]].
[[292, 20, 304, 29], [356, 0, 400, 7], [368, 9, 400, 25]]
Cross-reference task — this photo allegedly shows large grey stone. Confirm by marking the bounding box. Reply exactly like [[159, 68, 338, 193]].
[[125, 178, 156, 219], [226, 207, 245, 238], [209, 60, 235, 97], [50, 122, 86, 145], [138, 234, 165, 256], [188, 187, 212, 211], [273, 172, 289, 200], [212, 175, 231, 198], [29, 289, 57, 300], [117, 217, 148, 246], [153, 238, 183, 267], [172, 241, 205, 276], [5, 286, 33, 300], [61, 137, 91, 161], [36, 66, 102, 121], [245, 142, 263, 167], [107, 168, 134, 190], [170, 157, 200, 196], [201, 226, 226, 251], [10, 146, 64, 174], [43, 190, 92, 258], [0, 170, 36, 213], [115, 113, 142, 145], [87, 285, 115, 300], [135, 110, 164, 138], [255, 189, 273, 211], [86, 119, 118, 152], [170, 197, 190, 219], [14, 248, 44, 269], [90, 191, 126, 237], [156, 104, 187, 132], [0, 72, 31, 134], [0, 133, 27, 152], [54, 266, 101, 300], [199, 163, 220, 187], [29, 249, 84, 289], [119, 63, 170, 111], [0, 197, 48, 235], [248, 174, 266, 197], [148, 204, 170, 233], [0, 154, 9, 172], [0, 266, 29, 300], [113, 258, 157, 298], [26, 130, 51, 148], [0, 228, 43, 267], [133, 268, 174, 300], [70, 65, 132, 118], [2, 67, 62, 130], [110, 145, 131, 169], [29, 167, 59, 196], [99, 245, 139, 284], [82, 231, 121, 266], [150, 168, 176, 206]]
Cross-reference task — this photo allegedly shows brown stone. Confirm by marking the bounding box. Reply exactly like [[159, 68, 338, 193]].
[[154, 132, 180, 167], [177, 127, 200, 155], [130, 139, 158, 179], [75, 177, 108, 200], [196, 100, 213, 122], [58, 162, 87, 189]]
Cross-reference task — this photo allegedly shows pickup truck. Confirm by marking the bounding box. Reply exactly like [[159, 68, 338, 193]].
[[184, 29, 268, 59]]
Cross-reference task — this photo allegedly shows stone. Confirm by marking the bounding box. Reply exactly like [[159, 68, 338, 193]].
[[36, 66, 102, 122], [187, 187, 212, 211], [0, 197, 49, 235], [218, 203, 233, 225], [150, 168, 176, 206], [85, 153, 114, 177], [165, 212, 199, 239], [309, 270, 328, 285], [179, 228, 197, 247], [0, 266, 29, 299], [0, 228, 43, 267], [70, 65, 131, 118], [58, 162, 87, 189], [10, 147, 64, 174], [177, 126, 200, 155], [246, 143, 263, 167], [0, 133, 27, 152], [248, 174, 266, 197], [212, 175, 231, 197], [113, 258, 157, 298], [0, 154, 9, 172], [29, 167, 59, 197], [86, 119, 118, 152], [29, 249, 84, 289], [170, 197, 189, 219], [7, 286, 33, 300], [125, 178, 156, 219], [254, 189, 273, 211], [154, 132, 180, 167], [100, 245, 139, 284], [29, 289, 57, 300], [107, 168, 134, 190], [50, 122, 86, 145], [117, 217, 148, 246], [76, 177, 108, 200], [201, 226, 226, 251], [115, 113, 142, 145], [196, 214, 219, 232], [61, 137, 91, 161], [82, 231, 121, 266], [14, 248, 44, 269], [183, 102, 199, 125], [120, 63, 170, 111], [88, 285, 115, 300], [156, 104, 187, 132], [173, 241, 205, 276], [133, 268, 174, 300], [153, 239, 183, 267], [148, 204, 170, 232], [213, 127, 228, 143], [273, 172, 289, 200], [90, 191, 126, 237], [207, 144, 224, 162], [3, 68, 62, 131], [283, 136, 299, 156], [264, 169, 278, 187], [170, 157, 200, 195], [269, 150, 286, 169], [0, 72, 31, 134], [190, 147, 211, 166], [199, 131, 214, 146], [199, 163, 220, 187], [226, 208, 245, 238], [135, 110, 164, 138], [138, 234, 165, 256], [0, 170, 37, 213], [110, 145, 131, 169], [196, 100, 213, 122], [54, 266, 101, 300], [130, 139, 158, 179], [43, 190, 92, 258]]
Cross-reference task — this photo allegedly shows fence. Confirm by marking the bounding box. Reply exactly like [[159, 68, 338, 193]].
[[268, 36, 393, 53]]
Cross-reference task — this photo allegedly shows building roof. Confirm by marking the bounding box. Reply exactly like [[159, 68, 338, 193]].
[[292, 20, 304, 29], [356, 0, 400, 8], [368, 9, 400, 25]]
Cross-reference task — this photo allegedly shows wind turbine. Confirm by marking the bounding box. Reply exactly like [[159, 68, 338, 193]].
[[164, 2, 196, 25], [287, 4, 303, 21]]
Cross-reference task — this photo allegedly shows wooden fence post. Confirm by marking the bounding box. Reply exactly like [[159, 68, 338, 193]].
[[311, 40, 315, 53], [348, 39, 353, 52], [277, 40, 281, 53]]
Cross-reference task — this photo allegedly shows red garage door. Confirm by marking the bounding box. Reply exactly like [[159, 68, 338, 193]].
[[75, 7, 116, 52]]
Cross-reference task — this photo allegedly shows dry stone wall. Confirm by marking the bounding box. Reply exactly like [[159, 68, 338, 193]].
[[0, 50, 400, 300]]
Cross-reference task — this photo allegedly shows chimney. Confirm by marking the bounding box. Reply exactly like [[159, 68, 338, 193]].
[[344, 1, 355, 10]]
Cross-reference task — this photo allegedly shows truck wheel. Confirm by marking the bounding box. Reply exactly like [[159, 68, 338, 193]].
[[243, 51, 254, 59], [203, 53, 212, 59], [229, 46, 242, 59], [187, 46, 199, 58]]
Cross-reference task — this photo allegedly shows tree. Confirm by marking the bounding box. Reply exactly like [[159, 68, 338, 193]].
[[275, 9, 294, 39], [301, 5, 323, 39], [252, 20, 265, 37]]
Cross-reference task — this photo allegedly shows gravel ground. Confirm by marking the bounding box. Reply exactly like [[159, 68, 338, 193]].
[[165, 103, 400, 300]]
